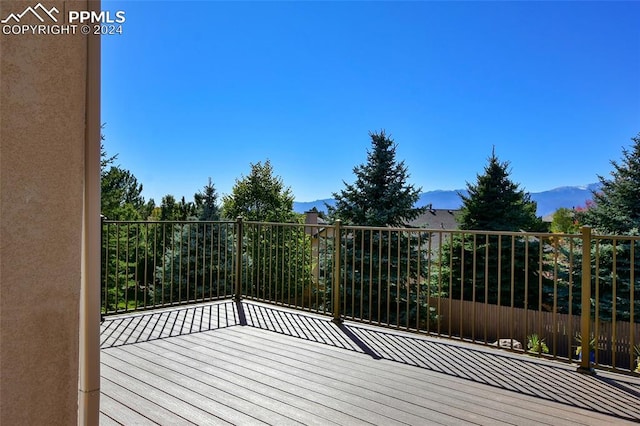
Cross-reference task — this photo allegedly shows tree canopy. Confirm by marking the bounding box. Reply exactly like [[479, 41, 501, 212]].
[[100, 140, 151, 220], [458, 150, 543, 231], [194, 177, 220, 221], [329, 130, 425, 227], [579, 132, 640, 234], [222, 160, 295, 222]]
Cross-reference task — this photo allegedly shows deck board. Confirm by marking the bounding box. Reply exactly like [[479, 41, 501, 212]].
[[101, 300, 640, 425]]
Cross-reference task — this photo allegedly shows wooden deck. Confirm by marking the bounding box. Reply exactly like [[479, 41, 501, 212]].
[[100, 300, 640, 425]]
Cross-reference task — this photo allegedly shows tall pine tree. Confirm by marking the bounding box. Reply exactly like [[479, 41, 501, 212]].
[[568, 133, 640, 322], [458, 149, 543, 232], [329, 130, 424, 226], [580, 133, 640, 235], [439, 150, 550, 309], [194, 177, 220, 221], [329, 131, 434, 327]]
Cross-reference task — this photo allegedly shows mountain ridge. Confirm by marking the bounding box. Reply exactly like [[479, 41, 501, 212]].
[[293, 183, 601, 217]]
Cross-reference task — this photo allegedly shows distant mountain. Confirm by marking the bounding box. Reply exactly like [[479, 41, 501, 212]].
[[293, 183, 601, 217], [293, 199, 336, 213], [531, 183, 601, 217]]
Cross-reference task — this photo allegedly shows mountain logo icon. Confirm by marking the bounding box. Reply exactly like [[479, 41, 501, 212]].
[[1, 3, 59, 24]]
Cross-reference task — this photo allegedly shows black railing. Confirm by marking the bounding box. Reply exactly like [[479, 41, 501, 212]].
[[101, 218, 640, 374]]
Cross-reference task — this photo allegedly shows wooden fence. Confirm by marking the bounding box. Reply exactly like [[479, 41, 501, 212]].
[[431, 297, 640, 371]]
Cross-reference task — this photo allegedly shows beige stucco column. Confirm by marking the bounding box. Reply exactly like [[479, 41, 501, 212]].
[[0, 1, 101, 424]]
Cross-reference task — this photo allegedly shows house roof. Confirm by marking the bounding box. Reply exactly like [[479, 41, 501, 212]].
[[408, 208, 461, 230]]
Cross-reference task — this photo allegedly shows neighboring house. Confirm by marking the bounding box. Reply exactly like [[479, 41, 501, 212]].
[[304, 208, 330, 237], [304, 207, 462, 271], [407, 206, 461, 256], [408, 205, 461, 230]]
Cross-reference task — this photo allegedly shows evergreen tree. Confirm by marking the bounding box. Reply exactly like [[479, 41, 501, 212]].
[[160, 195, 178, 221], [458, 149, 544, 232], [563, 133, 640, 322], [101, 167, 145, 220], [580, 133, 640, 234], [329, 131, 434, 327], [100, 142, 146, 220], [222, 160, 295, 222], [194, 177, 220, 221], [100, 140, 153, 312], [439, 150, 551, 309], [329, 130, 424, 226]]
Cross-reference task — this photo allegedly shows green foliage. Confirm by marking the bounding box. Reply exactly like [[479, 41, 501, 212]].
[[100, 137, 147, 220], [554, 235, 640, 322], [101, 222, 153, 312], [159, 195, 197, 221], [458, 150, 544, 232], [243, 223, 316, 307], [551, 208, 579, 234], [436, 233, 553, 309], [328, 131, 437, 326], [559, 134, 640, 323], [439, 151, 550, 309], [101, 166, 146, 220], [222, 160, 295, 222], [580, 133, 640, 234], [337, 228, 439, 327], [574, 333, 596, 356], [156, 222, 234, 304], [527, 334, 549, 354], [194, 177, 220, 221], [329, 130, 425, 226]]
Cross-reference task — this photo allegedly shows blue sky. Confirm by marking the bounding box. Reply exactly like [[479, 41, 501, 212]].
[[102, 1, 640, 204]]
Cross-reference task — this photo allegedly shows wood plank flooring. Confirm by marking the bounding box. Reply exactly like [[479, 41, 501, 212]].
[[100, 301, 640, 425]]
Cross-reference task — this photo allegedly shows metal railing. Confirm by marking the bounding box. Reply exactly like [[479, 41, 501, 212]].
[[101, 218, 640, 374]]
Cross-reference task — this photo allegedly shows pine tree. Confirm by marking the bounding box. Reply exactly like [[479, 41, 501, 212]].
[[329, 131, 434, 326], [329, 130, 424, 226], [439, 150, 550, 309], [580, 133, 640, 234], [567, 133, 640, 322], [458, 149, 544, 232], [194, 177, 220, 221]]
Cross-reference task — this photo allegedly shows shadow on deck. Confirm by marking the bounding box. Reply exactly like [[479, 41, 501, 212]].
[[101, 300, 640, 425]]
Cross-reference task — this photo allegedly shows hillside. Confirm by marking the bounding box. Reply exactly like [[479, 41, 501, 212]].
[[293, 183, 601, 217]]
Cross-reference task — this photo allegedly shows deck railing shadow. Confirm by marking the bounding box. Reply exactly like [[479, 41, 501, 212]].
[[100, 301, 240, 348], [101, 300, 640, 421], [240, 301, 640, 422]]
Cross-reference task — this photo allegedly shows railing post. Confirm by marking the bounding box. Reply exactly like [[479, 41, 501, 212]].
[[100, 215, 105, 322], [578, 225, 594, 374], [234, 216, 243, 302], [332, 220, 342, 323]]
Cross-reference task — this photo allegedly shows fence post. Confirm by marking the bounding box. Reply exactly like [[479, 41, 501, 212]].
[[332, 220, 342, 323], [234, 216, 243, 302], [578, 225, 594, 374]]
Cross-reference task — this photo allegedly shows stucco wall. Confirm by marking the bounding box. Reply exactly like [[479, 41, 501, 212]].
[[1, 1, 91, 423]]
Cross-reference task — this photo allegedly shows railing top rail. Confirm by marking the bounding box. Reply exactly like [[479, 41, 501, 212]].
[[102, 220, 237, 225], [101, 219, 640, 242], [591, 233, 640, 242], [340, 224, 571, 238], [242, 220, 320, 226]]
